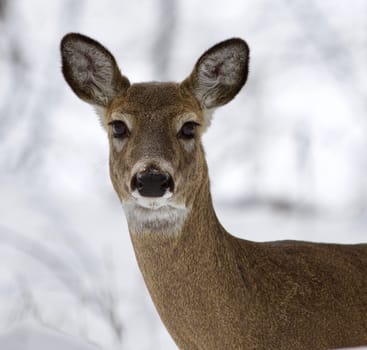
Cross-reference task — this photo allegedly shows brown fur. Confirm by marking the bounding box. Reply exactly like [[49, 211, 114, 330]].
[[61, 33, 367, 349]]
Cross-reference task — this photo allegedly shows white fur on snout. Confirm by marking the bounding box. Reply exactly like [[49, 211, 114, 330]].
[[131, 189, 173, 209], [125, 159, 186, 234], [122, 192, 188, 235]]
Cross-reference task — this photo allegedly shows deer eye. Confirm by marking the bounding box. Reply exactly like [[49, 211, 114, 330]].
[[109, 120, 129, 139], [178, 122, 199, 140]]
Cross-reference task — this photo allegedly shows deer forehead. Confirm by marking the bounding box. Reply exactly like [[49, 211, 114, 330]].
[[107, 82, 202, 126]]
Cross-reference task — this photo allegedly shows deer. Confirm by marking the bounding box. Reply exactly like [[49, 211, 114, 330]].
[[60, 33, 367, 350]]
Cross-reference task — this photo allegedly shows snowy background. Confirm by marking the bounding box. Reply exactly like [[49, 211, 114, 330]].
[[0, 0, 367, 349]]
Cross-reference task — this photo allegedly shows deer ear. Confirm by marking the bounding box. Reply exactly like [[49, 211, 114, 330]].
[[182, 38, 249, 110], [60, 33, 130, 107]]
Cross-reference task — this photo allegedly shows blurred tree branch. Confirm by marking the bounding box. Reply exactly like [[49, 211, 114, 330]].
[[0, 224, 124, 346], [151, 0, 178, 80]]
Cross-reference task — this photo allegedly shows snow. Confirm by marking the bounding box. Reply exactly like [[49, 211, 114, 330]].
[[0, 322, 365, 350], [0, 0, 366, 349], [0, 320, 99, 350]]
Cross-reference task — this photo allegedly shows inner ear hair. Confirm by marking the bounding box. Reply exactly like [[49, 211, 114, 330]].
[[182, 38, 249, 109], [61, 33, 130, 107]]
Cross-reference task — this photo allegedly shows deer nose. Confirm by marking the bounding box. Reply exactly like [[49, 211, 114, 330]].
[[131, 170, 174, 198]]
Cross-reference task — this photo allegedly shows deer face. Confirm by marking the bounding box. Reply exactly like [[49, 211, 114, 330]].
[[106, 82, 208, 232], [61, 34, 249, 233]]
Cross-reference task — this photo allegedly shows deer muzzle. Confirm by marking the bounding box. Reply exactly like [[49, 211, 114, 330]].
[[131, 168, 174, 198]]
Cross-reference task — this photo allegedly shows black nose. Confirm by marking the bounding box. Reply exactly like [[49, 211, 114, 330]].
[[131, 171, 174, 198]]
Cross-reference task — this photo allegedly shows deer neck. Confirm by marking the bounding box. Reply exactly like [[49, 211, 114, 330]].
[[126, 175, 249, 348], [126, 164, 231, 279]]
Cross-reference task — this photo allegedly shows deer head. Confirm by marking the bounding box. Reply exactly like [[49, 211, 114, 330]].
[[60, 34, 367, 350], [61, 34, 249, 234]]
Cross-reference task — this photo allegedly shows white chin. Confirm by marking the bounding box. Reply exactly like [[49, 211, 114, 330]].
[[122, 192, 188, 234]]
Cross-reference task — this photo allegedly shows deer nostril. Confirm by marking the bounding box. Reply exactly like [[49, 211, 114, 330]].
[[160, 174, 169, 188], [131, 171, 174, 198], [136, 174, 145, 191]]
